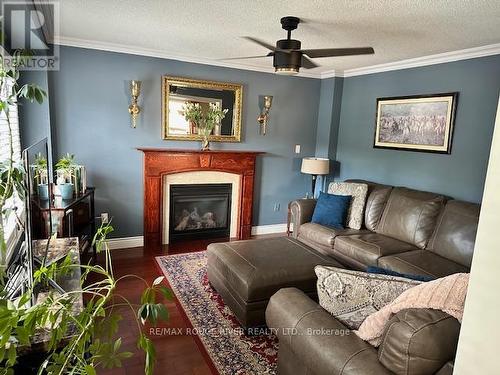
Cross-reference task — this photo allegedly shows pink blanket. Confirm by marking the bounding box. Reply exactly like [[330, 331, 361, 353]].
[[355, 273, 469, 346]]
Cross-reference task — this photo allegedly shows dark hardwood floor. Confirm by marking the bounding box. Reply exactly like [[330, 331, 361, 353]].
[[97, 235, 282, 375]]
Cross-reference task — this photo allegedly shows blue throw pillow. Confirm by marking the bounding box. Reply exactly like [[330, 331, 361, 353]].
[[367, 266, 436, 282], [311, 192, 351, 229]]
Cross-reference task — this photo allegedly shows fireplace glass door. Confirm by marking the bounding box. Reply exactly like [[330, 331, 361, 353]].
[[169, 183, 232, 241]]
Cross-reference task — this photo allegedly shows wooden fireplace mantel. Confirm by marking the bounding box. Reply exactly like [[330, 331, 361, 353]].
[[138, 148, 263, 248]]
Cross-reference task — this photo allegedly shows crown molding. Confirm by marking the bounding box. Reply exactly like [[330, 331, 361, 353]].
[[319, 69, 337, 79], [57, 37, 500, 80], [340, 43, 500, 77], [57, 37, 322, 79]]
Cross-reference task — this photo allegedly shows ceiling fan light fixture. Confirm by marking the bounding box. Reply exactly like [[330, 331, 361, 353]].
[[231, 16, 374, 76], [275, 67, 299, 75]]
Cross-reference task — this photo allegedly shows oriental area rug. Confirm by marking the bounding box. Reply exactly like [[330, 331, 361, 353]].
[[156, 252, 278, 374]]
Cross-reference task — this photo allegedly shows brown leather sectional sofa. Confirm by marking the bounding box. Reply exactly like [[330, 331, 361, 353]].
[[289, 180, 480, 278], [270, 180, 480, 374]]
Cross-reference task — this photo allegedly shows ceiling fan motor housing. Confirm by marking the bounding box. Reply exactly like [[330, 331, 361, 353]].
[[273, 50, 302, 70]]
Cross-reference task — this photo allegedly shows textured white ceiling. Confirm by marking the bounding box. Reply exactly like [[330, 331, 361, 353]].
[[58, 0, 500, 75]]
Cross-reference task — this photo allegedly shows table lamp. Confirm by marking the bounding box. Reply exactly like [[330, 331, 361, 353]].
[[301, 157, 330, 198]]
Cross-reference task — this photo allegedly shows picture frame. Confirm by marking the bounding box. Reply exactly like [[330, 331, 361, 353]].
[[161, 76, 243, 142], [374, 92, 458, 154]]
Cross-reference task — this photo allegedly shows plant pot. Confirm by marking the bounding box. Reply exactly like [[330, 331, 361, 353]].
[[214, 123, 221, 136], [58, 183, 74, 200], [199, 128, 212, 151], [37, 184, 49, 200]]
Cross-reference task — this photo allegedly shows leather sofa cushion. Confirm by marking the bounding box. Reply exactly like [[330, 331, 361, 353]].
[[364, 184, 393, 231], [298, 222, 365, 248], [346, 179, 393, 231], [378, 308, 460, 375], [378, 250, 469, 278], [426, 200, 480, 267], [376, 187, 446, 249], [334, 233, 418, 267], [206, 237, 342, 302]]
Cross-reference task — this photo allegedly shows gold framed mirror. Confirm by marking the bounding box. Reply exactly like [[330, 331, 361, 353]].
[[162, 76, 243, 142]]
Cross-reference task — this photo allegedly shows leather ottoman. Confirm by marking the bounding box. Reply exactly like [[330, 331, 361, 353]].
[[207, 237, 343, 328]]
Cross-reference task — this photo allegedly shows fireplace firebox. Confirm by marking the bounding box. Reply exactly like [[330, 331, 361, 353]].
[[169, 183, 232, 241]]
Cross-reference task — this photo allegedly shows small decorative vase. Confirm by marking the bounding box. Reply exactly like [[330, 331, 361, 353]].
[[58, 183, 74, 200], [37, 184, 49, 200], [214, 123, 221, 136], [200, 127, 211, 151]]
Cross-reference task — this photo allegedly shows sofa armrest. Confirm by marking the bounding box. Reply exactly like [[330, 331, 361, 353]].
[[378, 308, 460, 375], [266, 288, 391, 375], [288, 199, 317, 238]]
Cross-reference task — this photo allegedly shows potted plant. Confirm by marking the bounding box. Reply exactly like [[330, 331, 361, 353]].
[[1, 48, 167, 375], [0, 50, 47, 268], [55, 153, 76, 199], [198, 102, 228, 150], [1, 221, 170, 374], [33, 153, 49, 200]]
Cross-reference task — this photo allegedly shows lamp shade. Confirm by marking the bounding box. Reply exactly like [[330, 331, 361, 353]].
[[301, 157, 330, 175]]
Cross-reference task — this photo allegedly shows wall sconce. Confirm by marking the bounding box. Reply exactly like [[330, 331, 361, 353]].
[[128, 80, 142, 128], [257, 95, 273, 135]]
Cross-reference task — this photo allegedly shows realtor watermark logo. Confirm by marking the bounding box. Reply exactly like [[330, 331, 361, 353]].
[[1, 1, 60, 70]]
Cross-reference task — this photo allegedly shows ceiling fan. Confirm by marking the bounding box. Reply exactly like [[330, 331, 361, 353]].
[[224, 16, 374, 75]]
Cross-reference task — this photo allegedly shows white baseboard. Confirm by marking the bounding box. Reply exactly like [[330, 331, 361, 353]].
[[106, 236, 144, 250], [106, 224, 290, 250], [250, 223, 289, 236]]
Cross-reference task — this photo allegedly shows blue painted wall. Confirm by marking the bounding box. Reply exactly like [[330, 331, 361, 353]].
[[314, 77, 344, 190], [335, 55, 500, 203], [48, 46, 321, 237], [314, 77, 344, 161], [315, 78, 335, 157]]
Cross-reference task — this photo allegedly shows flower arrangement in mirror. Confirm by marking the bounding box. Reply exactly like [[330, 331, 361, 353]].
[[198, 103, 229, 151]]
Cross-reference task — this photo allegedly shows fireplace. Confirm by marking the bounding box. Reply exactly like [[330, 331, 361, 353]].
[[139, 148, 263, 249], [169, 183, 232, 241]]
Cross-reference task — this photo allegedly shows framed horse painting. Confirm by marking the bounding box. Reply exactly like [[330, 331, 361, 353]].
[[374, 92, 458, 154]]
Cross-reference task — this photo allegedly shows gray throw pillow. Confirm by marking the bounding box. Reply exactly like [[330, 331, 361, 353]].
[[328, 182, 368, 230], [315, 265, 421, 330]]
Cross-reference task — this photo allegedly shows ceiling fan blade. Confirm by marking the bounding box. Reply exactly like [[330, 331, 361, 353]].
[[219, 53, 273, 61], [302, 47, 374, 58], [243, 36, 276, 51], [301, 55, 319, 69]]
